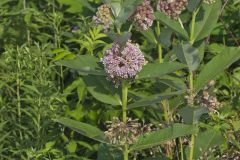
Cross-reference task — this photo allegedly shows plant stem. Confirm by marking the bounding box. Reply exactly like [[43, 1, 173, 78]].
[[178, 18, 184, 29], [123, 144, 128, 160], [188, 8, 199, 160], [158, 44, 163, 63], [16, 47, 22, 140], [128, 23, 133, 32], [157, 22, 163, 63], [179, 137, 184, 160], [190, 8, 199, 45], [189, 71, 194, 94], [122, 80, 128, 123], [188, 56, 195, 160], [162, 100, 170, 124], [157, 21, 173, 158], [157, 22, 170, 124], [189, 134, 195, 160], [122, 80, 128, 160]]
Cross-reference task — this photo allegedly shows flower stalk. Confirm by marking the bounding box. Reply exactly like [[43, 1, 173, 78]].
[[122, 80, 128, 123], [188, 8, 199, 160], [122, 80, 128, 160], [157, 22, 163, 63]]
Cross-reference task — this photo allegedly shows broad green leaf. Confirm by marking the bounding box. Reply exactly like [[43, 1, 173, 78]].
[[187, 0, 202, 12], [192, 1, 222, 42], [109, 0, 122, 17], [127, 90, 185, 109], [179, 106, 209, 124], [192, 129, 226, 159], [97, 144, 123, 160], [137, 62, 186, 79], [155, 12, 189, 40], [66, 141, 77, 153], [103, 0, 122, 17], [115, 0, 143, 27], [207, 43, 226, 54], [57, 0, 95, 13], [107, 31, 132, 47], [129, 123, 199, 151], [195, 46, 240, 92], [174, 42, 201, 71], [197, 42, 206, 62], [159, 27, 172, 48], [56, 55, 104, 75], [83, 75, 122, 106], [141, 28, 157, 44], [159, 75, 187, 90], [56, 117, 108, 143]]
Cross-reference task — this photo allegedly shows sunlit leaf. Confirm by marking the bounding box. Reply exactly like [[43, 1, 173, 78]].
[[56, 117, 108, 143], [130, 123, 199, 151]]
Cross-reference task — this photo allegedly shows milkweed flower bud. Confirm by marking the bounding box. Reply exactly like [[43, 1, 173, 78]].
[[101, 41, 147, 85], [157, 0, 188, 20], [93, 4, 113, 32], [130, 0, 155, 30]]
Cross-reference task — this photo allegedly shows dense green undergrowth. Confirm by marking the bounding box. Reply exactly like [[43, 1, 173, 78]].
[[0, 0, 239, 159]]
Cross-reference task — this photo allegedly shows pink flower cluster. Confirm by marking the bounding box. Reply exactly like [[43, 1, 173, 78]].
[[101, 41, 147, 85], [131, 0, 155, 30]]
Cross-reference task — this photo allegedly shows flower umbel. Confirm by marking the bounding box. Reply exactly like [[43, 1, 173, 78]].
[[130, 0, 155, 30], [104, 117, 152, 146], [93, 4, 113, 32], [101, 41, 147, 85], [157, 0, 188, 20]]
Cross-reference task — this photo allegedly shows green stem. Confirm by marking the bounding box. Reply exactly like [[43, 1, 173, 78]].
[[157, 21, 160, 35], [179, 137, 184, 160], [189, 71, 194, 93], [190, 8, 199, 45], [162, 100, 169, 124], [158, 44, 163, 63], [178, 17, 184, 29], [122, 80, 128, 123], [188, 8, 199, 160], [117, 27, 121, 34], [123, 144, 128, 160], [157, 22, 169, 124], [189, 134, 196, 160], [157, 21, 173, 157], [156, 22, 163, 63], [16, 48, 22, 140], [128, 23, 133, 32], [121, 80, 128, 160]]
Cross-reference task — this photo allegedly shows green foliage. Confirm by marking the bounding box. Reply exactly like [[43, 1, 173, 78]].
[[174, 42, 201, 72], [179, 106, 209, 124], [0, 0, 239, 159], [192, 1, 222, 42], [57, 54, 104, 75], [155, 12, 189, 40], [129, 123, 199, 151], [56, 117, 108, 143], [137, 62, 186, 79], [83, 75, 122, 105], [195, 46, 240, 92]]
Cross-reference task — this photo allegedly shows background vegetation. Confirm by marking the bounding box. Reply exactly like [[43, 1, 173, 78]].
[[0, 0, 239, 159]]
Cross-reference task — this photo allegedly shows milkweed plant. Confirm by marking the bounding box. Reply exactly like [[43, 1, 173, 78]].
[[56, 0, 240, 159]]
